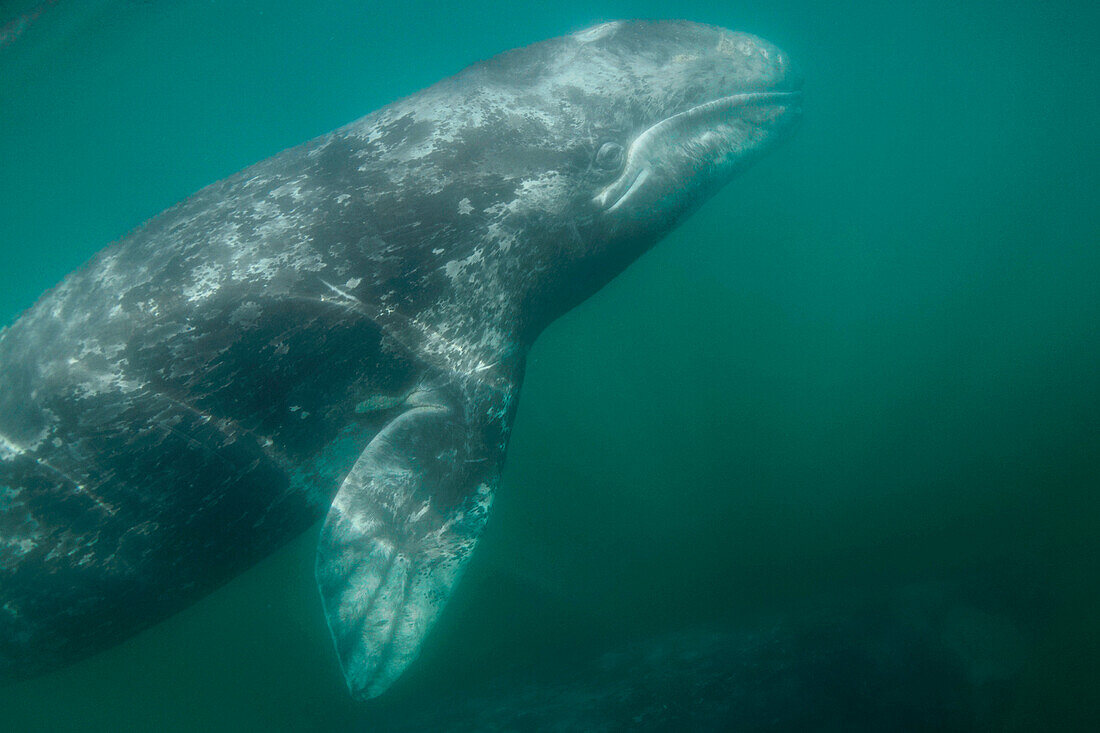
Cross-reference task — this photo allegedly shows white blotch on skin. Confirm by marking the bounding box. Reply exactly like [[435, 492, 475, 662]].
[[181, 263, 224, 302]]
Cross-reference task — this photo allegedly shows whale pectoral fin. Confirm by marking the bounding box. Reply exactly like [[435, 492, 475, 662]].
[[315, 384, 507, 700]]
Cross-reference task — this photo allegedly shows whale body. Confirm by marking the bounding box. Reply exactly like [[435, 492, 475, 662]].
[[0, 20, 801, 698]]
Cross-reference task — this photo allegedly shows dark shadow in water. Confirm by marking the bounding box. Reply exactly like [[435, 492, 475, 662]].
[[357, 578, 1041, 732]]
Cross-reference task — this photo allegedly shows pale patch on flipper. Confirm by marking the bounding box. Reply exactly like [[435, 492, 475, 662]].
[[315, 381, 508, 700]]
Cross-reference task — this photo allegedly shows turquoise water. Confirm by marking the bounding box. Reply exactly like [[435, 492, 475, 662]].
[[1, 1, 1098, 730]]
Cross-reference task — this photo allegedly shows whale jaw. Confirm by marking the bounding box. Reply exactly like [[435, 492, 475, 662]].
[[595, 91, 802, 217]]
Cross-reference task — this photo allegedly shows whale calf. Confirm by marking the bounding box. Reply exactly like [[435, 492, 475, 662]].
[[0, 20, 801, 698]]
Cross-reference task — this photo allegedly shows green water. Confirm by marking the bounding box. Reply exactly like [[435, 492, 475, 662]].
[[1, 1, 1098, 730]]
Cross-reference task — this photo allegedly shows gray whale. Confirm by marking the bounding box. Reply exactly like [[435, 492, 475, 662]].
[[0, 20, 801, 698]]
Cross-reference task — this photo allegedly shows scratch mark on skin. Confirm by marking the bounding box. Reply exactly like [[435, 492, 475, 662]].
[[32, 455, 119, 517], [321, 279, 366, 306], [0, 432, 24, 458]]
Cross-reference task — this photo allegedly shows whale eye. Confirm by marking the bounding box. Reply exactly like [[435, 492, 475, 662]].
[[595, 142, 624, 171]]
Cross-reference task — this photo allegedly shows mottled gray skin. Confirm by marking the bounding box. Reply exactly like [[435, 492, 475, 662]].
[[0, 20, 801, 698]]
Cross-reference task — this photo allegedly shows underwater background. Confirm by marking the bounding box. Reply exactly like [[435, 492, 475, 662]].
[[0, 0, 1097, 730]]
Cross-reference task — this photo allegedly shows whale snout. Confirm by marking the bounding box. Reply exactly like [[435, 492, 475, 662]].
[[709, 29, 804, 96], [754, 35, 803, 91]]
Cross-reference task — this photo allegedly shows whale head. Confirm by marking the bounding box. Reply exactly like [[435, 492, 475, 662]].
[[568, 22, 803, 221], [456, 20, 802, 336], [344, 19, 802, 370]]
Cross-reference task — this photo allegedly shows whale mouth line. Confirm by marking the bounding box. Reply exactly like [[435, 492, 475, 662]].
[[594, 90, 802, 212], [695, 89, 802, 111], [641, 90, 803, 146]]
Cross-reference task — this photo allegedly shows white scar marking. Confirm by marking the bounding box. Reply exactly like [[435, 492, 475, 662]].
[[0, 432, 25, 458], [573, 21, 621, 43], [321, 279, 365, 305], [409, 502, 430, 522]]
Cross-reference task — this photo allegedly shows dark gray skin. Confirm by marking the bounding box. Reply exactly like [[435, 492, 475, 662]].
[[0, 20, 801, 698]]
